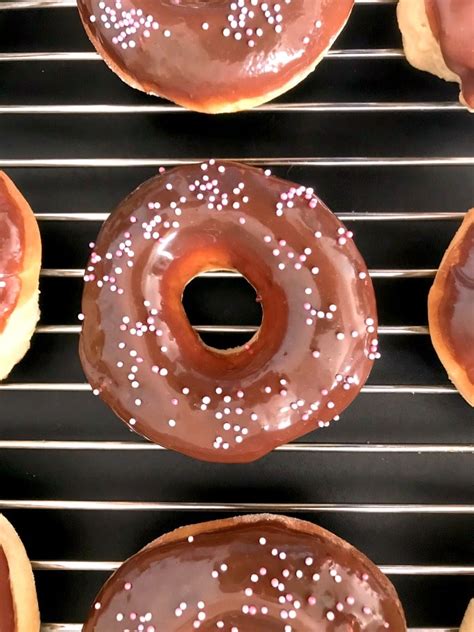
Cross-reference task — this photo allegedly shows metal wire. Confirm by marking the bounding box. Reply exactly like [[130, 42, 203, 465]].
[[1, 157, 473, 167], [39, 267, 438, 278], [30, 560, 474, 575], [0, 49, 407, 63], [0, 500, 472, 513], [0, 383, 458, 394], [0, 103, 466, 113], [35, 324, 431, 335], [0, 440, 472, 453], [34, 211, 466, 222]]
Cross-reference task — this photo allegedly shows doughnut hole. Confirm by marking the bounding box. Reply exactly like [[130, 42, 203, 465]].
[[181, 271, 263, 351]]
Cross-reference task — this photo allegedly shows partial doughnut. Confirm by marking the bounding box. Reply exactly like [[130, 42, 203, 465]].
[[460, 599, 474, 632], [0, 514, 40, 631], [76, 0, 355, 113], [83, 514, 407, 630], [428, 209, 474, 406], [0, 172, 41, 381], [397, 0, 474, 111]]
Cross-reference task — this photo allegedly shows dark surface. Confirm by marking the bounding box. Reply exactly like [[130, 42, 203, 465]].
[[0, 1, 473, 627]]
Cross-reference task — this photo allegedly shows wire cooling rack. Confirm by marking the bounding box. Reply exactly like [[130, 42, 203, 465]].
[[0, 0, 473, 628]]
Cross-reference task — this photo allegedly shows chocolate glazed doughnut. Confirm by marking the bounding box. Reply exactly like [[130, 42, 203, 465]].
[[79, 161, 378, 463], [397, 0, 474, 110], [76, 0, 354, 113], [0, 514, 40, 631], [83, 514, 407, 630], [428, 209, 474, 406], [0, 172, 42, 381]]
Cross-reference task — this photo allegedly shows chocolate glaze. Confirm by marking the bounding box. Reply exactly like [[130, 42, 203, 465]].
[[83, 515, 406, 631], [79, 161, 377, 463], [0, 546, 15, 631], [425, 0, 474, 108], [0, 177, 23, 334], [77, 0, 354, 111], [437, 222, 474, 384]]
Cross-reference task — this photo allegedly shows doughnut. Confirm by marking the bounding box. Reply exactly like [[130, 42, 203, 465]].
[[397, 0, 474, 111], [460, 599, 474, 632], [428, 209, 474, 406], [76, 0, 355, 113], [83, 514, 407, 630], [79, 161, 378, 463], [0, 514, 40, 631], [0, 172, 42, 381]]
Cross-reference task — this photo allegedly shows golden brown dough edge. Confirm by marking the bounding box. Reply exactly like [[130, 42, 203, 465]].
[[397, 0, 473, 112], [428, 209, 474, 406], [0, 514, 40, 631], [112, 513, 407, 628], [78, 8, 353, 114], [0, 172, 42, 381], [460, 599, 474, 632]]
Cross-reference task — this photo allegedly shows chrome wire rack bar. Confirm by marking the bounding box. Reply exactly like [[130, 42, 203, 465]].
[[0, 103, 466, 113], [30, 560, 474, 575], [1, 157, 473, 167], [0, 440, 472, 453], [0, 383, 458, 394], [39, 267, 438, 278], [0, 49, 407, 62], [33, 211, 467, 222], [1, 500, 472, 513], [34, 324, 431, 335]]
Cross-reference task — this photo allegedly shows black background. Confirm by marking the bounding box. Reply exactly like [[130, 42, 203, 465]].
[[0, 1, 473, 627]]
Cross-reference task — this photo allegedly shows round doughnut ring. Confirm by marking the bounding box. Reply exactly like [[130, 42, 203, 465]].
[[83, 514, 407, 630], [79, 161, 378, 463], [77, 0, 355, 113]]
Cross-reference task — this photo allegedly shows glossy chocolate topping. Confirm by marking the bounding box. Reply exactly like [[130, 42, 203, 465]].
[[0, 546, 15, 632], [83, 515, 406, 631], [77, 0, 354, 111], [80, 161, 377, 463], [437, 222, 474, 384], [0, 177, 23, 334], [425, 0, 474, 108]]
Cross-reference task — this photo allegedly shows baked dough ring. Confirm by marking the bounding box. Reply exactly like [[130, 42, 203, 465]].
[[0, 514, 40, 631], [397, 0, 474, 112], [77, 0, 355, 113], [428, 209, 474, 406], [0, 172, 41, 381], [83, 513, 407, 630], [397, 0, 474, 111]]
